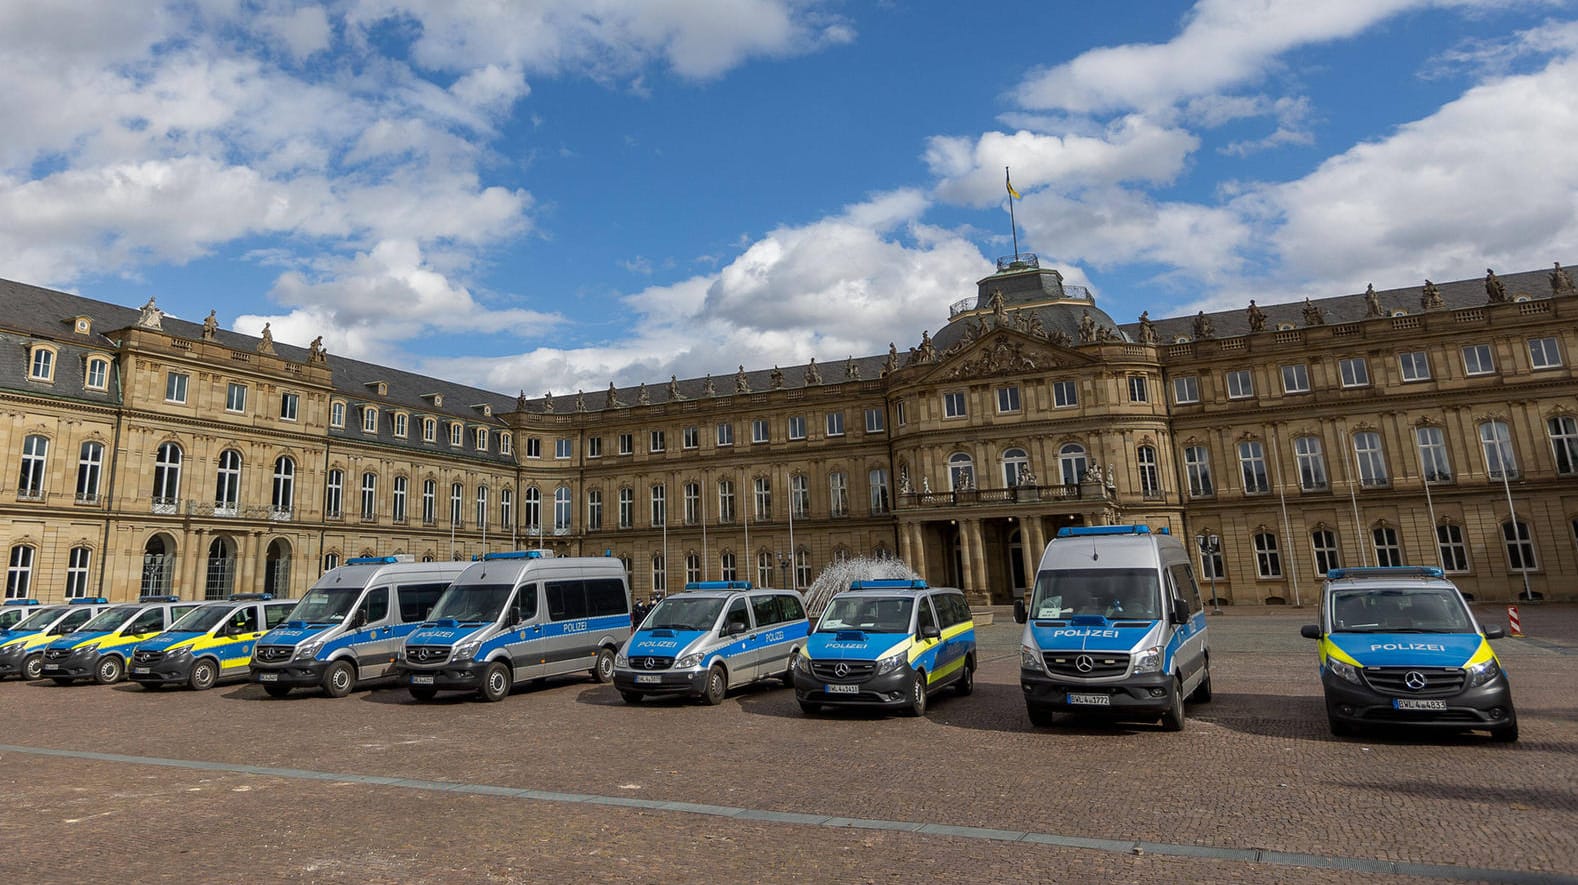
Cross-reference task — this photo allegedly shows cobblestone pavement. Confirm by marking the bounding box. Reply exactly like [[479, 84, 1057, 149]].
[[0, 605, 1574, 884]]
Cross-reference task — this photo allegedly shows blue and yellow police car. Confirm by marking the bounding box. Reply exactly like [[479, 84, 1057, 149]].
[[128, 594, 296, 690], [40, 596, 198, 684]]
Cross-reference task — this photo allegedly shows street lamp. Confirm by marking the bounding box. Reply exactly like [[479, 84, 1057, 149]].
[[1195, 533, 1222, 614]]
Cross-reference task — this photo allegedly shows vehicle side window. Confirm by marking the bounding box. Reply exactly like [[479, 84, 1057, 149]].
[[130, 609, 164, 634], [586, 578, 628, 617], [724, 598, 751, 632], [233, 606, 259, 633], [264, 603, 293, 629], [515, 584, 539, 622], [751, 595, 780, 627], [917, 597, 938, 635], [1167, 564, 1204, 614], [934, 595, 957, 628], [396, 583, 449, 623], [547, 580, 589, 621], [781, 594, 806, 622], [363, 587, 390, 623], [57, 610, 93, 633]]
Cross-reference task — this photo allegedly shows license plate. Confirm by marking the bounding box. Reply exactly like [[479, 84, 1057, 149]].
[[825, 683, 859, 694], [1394, 698, 1446, 710], [1067, 693, 1111, 706], [257, 672, 279, 682], [43, 664, 59, 672], [132, 667, 150, 675], [411, 675, 435, 685], [636, 674, 661, 684]]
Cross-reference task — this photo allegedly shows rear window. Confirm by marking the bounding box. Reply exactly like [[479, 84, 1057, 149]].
[[587, 578, 629, 617]]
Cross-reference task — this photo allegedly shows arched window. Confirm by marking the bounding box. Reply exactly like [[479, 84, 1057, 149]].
[[85, 356, 110, 390], [525, 486, 542, 531], [685, 553, 701, 584], [272, 456, 295, 513], [720, 551, 737, 582], [362, 472, 379, 521], [617, 487, 633, 529], [65, 546, 93, 598], [152, 443, 182, 508], [205, 537, 236, 599], [1479, 421, 1518, 480], [6, 545, 35, 598], [18, 434, 48, 499], [76, 441, 105, 504], [651, 554, 667, 594], [1294, 436, 1327, 490], [1136, 445, 1159, 498], [717, 479, 736, 523], [499, 486, 513, 529], [422, 479, 437, 525], [1001, 447, 1028, 487], [650, 483, 667, 527], [141, 535, 174, 597], [264, 538, 291, 597], [554, 486, 571, 532], [948, 452, 975, 491], [449, 482, 463, 527], [1058, 444, 1087, 487], [475, 485, 489, 529], [322, 551, 341, 574]]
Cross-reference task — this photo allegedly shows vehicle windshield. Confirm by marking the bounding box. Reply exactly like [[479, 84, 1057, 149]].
[[644, 596, 724, 631], [817, 596, 914, 633], [1328, 587, 1472, 633], [81, 606, 141, 632], [168, 604, 234, 633], [286, 588, 362, 625], [1029, 568, 1163, 620], [427, 584, 513, 624], [12, 607, 64, 631]]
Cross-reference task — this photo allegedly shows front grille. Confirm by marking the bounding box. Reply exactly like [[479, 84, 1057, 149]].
[[628, 656, 674, 670], [133, 649, 165, 665], [1043, 652, 1130, 679], [809, 660, 876, 682], [254, 645, 293, 664], [43, 648, 71, 662], [405, 645, 449, 665], [1362, 667, 1466, 696]]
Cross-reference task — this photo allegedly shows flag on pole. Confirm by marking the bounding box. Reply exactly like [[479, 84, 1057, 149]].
[[1006, 168, 1021, 200]]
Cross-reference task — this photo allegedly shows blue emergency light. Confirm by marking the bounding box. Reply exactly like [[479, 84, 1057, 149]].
[[481, 550, 546, 561], [227, 593, 274, 600], [138, 595, 181, 603], [69, 597, 109, 604], [683, 581, 751, 591], [1057, 525, 1169, 537], [1327, 566, 1444, 580], [2, 599, 41, 606], [848, 579, 927, 590]]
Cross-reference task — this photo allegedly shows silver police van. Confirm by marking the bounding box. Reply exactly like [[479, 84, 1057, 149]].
[[251, 557, 470, 697], [1014, 525, 1211, 730], [613, 581, 809, 705], [396, 552, 632, 702]]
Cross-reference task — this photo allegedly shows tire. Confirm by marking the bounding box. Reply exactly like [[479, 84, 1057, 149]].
[[478, 661, 512, 702], [189, 658, 219, 691], [955, 656, 975, 696], [264, 684, 293, 698], [95, 655, 127, 685], [1490, 719, 1519, 743], [701, 665, 727, 706], [409, 686, 438, 701], [1189, 659, 1213, 702], [619, 690, 644, 704], [904, 670, 928, 717], [1160, 676, 1186, 731], [797, 698, 820, 714], [591, 646, 616, 684], [322, 660, 357, 698], [1027, 704, 1056, 727], [22, 653, 44, 681]]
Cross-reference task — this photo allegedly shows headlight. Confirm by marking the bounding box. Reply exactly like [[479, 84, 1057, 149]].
[[1466, 658, 1500, 687], [675, 652, 705, 669], [452, 637, 483, 661], [875, 650, 907, 675], [168, 646, 192, 660], [1132, 646, 1161, 674], [75, 642, 100, 654], [1328, 659, 1361, 684], [293, 640, 325, 661], [614, 651, 628, 667], [1020, 645, 1044, 672]]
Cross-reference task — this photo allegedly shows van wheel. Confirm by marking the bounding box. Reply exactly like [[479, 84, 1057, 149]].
[[323, 660, 357, 698], [955, 657, 975, 696], [904, 670, 927, 717], [95, 655, 126, 685], [409, 686, 438, 701], [1027, 704, 1056, 727], [701, 665, 727, 706], [797, 698, 820, 714], [1491, 719, 1519, 743], [22, 653, 44, 681], [479, 662, 512, 702], [264, 684, 293, 698], [188, 658, 219, 691], [619, 690, 644, 704], [591, 647, 616, 684], [1189, 660, 1213, 702], [1160, 677, 1186, 731]]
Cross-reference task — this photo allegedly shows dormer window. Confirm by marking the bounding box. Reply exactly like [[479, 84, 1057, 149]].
[[27, 345, 57, 382], [422, 417, 437, 442], [67, 315, 92, 335], [329, 400, 346, 428], [499, 433, 513, 455], [421, 393, 444, 408], [362, 406, 379, 433], [474, 427, 489, 451], [365, 381, 388, 397], [84, 356, 110, 391], [393, 412, 408, 438], [448, 422, 463, 446], [473, 403, 493, 417]]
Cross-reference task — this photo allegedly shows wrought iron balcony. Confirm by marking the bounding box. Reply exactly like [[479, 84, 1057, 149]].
[[896, 483, 1081, 510]]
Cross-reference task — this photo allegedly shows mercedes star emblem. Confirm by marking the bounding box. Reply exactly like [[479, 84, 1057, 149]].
[[1075, 654, 1095, 673], [834, 662, 849, 678], [1404, 671, 1428, 691], [643, 657, 655, 670]]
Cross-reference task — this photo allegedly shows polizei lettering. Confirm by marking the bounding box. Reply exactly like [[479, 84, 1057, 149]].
[[1370, 642, 1447, 652], [1050, 628, 1121, 639]]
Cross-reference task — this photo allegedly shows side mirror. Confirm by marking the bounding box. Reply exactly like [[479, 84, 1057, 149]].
[[348, 609, 368, 630], [919, 624, 941, 641], [1484, 624, 1505, 640], [1299, 624, 1322, 640], [726, 620, 748, 636], [1013, 600, 1028, 624], [1171, 599, 1190, 625]]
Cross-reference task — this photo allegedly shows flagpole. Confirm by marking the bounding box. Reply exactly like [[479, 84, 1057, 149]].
[[786, 469, 796, 590], [701, 475, 710, 581], [1006, 166, 1020, 262], [742, 471, 750, 584]]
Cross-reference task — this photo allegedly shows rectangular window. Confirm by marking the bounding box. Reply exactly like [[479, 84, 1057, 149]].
[[1550, 416, 1578, 476], [649, 430, 666, 453], [525, 437, 542, 459], [943, 391, 966, 418], [791, 474, 809, 519], [997, 385, 1021, 412], [1184, 446, 1214, 497], [1052, 380, 1078, 408], [788, 416, 806, 440], [1462, 344, 1495, 376], [716, 423, 734, 446], [1372, 526, 1402, 567], [1171, 376, 1199, 404], [828, 472, 849, 517], [895, 400, 907, 426], [1353, 431, 1389, 487], [165, 372, 189, 404], [474, 428, 488, 451], [682, 426, 699, 450], [587, 437, 603, 458], [362, 407, 378, 433], [1137, 446, 1159, 498], [1280, 364, 1310, 394], [868, 468, 890, 515], [1295, 436, 1328, 491], [394, 413, 408, 438], [1416, 426, 1453, 482], [279, 392, 299, 421], [1529, 336, 1562, 369], [586, 490, 603, 531], [1437, 524, 1469, 573], [618, 433, 634, 455], [864, 408, 884, 433], [1127, 376, 1148, 403], [650, 485, 666, 527], [555, 438, 572, 459], [1504, 521, 1537, 572], [1226, 369, 1254, 399], [330, 401, 345, 428], [1254, 533, 1283, 578], [1237, 441, 1269, 494], [825, 412, 845, 437], [683, 483, 700, 525], [225, 382, 247, 413], [752, 419, 769, 444], [65, 547, 90, 598], [1338, 357, 1369, 388], [1311, 530, 1340, 577], [1399, 351, 1431, 382], [618, 489, 633, 529]]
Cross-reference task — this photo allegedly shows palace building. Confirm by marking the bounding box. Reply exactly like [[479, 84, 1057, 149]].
[[3, 259, 1576, 606]]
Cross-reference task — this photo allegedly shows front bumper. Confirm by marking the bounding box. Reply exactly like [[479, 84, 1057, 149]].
[[1322, 672, 1516, 729], [40, 650, 103, 681], [251, 658, 330, 687], [0, 645, 39, 678], [613, 666, 707, 697], [793, 663, 915, 709], [1020, 667, 1176, 717], [395, 661, 489, 691], [128, 656, 194, 685]]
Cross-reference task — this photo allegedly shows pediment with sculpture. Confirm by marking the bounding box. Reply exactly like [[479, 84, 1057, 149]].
[[910, 328, 1098, 384]]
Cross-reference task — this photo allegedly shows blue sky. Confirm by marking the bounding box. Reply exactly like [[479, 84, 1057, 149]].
[[4, 1, 1576, 396]]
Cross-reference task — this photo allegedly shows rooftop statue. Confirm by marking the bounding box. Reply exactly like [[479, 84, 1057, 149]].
[[1485, 268, 1507, 303], [308, 335, 326, 363], [541, 391, 554, 413], [1246, 300, 1266, 332], [805, 358, 822, 385], [202, 309, 218, 340], [1551, 261, 1575, 295], [575, 389, 587, 412], [669, 374, 682, 400], [703, 373, 716, 396], [136, 297, 164, 330], [1138, 310, 1157, 344], [1192, 311, 1214, 340], [257, 322, 276, 354], [1078, 309, 1096, 343], [1301, 298, 1325, 326], [736, 365, 750, 393], [637, 383, 650, 406], [916, 331, 936, 362], [845, 356, 860, 381], [770, 366, 784, 389], [883, 343, 899, 376], [606, 382, 621, 409], [1421, 279, 1443, 310]]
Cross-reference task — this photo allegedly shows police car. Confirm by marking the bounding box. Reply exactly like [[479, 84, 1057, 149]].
[[128, 594, 296, 690], [40, 596, 198, 684], [1300, 566, 1517, 741], [613, 581, 808, 705], [791, 580, 976, 716], [0, 598, 112, 681]]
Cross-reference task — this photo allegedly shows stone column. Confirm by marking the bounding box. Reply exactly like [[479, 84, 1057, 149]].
[[961, 518, 989, 606], [237, 531, 260, 595], [183, 528, 208, 600], [908, 522, 928, 586]]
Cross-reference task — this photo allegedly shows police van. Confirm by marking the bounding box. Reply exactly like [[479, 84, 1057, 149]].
[[251, 557, 468, 698], [128, 594, 296, 690], [1014, 525, 1210, 731], [0, 598, 112, 681], [0, 599, 42, 633], [613, 581, 808, 705], [40, 596, 198, 684], [791, 580, 976, 716], [395, 552, 632, 702], [1300, 566, 1517, 741]]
